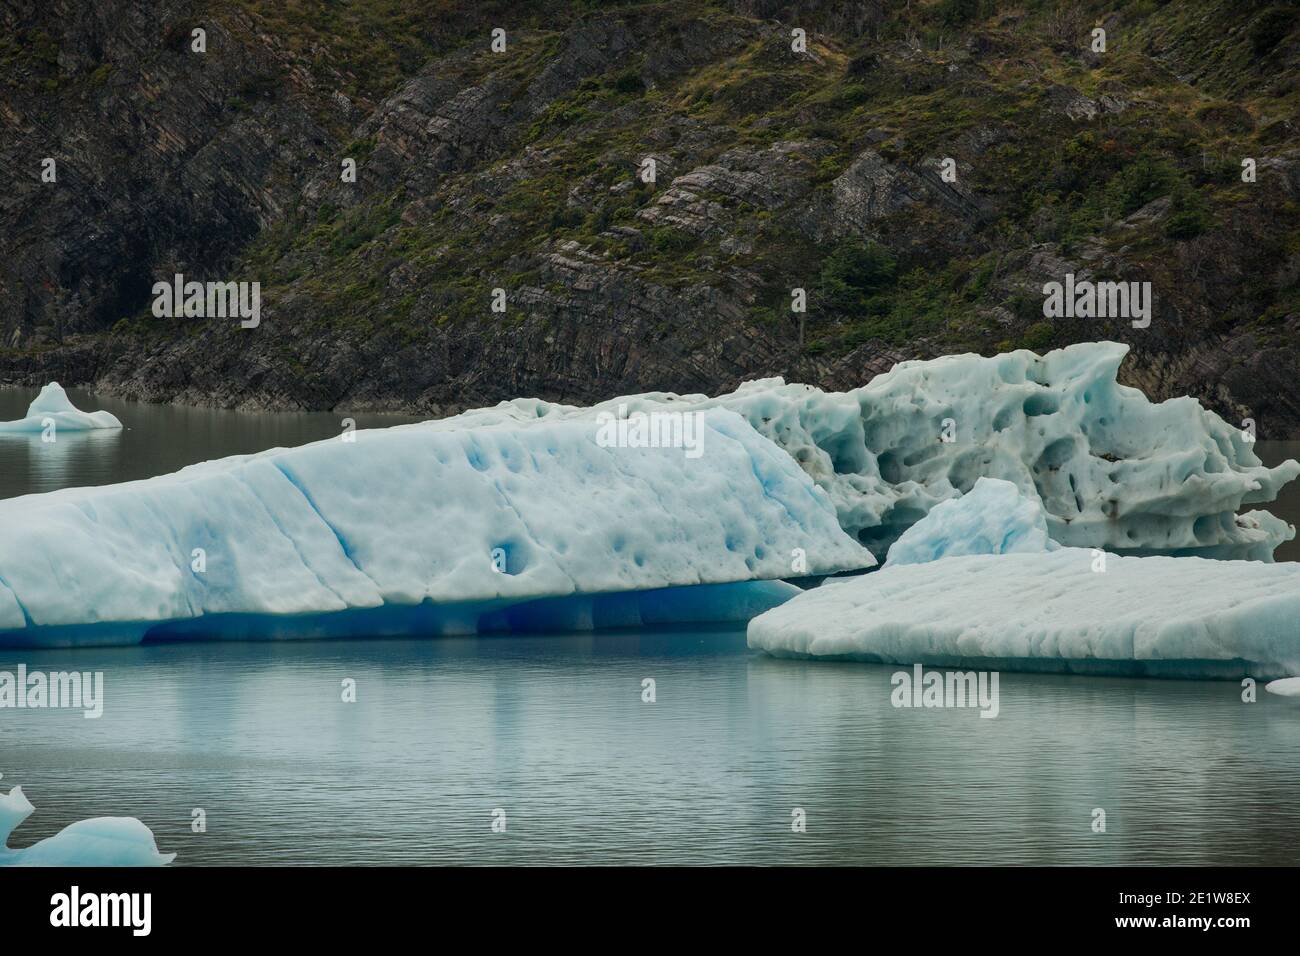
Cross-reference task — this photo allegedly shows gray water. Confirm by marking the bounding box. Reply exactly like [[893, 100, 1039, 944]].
[[0, 387, 421, 498], [2, 386, 1299, 865]]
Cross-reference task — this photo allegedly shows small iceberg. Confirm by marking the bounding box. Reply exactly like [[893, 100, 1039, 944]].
[[0, 383, 122, 433], [0, 777, 174, 866], [884, 477, 1059, 567], [1265, 677, 1300, 697], [749, 481, 1300, 678]]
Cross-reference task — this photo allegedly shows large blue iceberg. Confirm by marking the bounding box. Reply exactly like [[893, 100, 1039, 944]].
[[0, 408, 872, 646], [440, 342, 1299, 560]]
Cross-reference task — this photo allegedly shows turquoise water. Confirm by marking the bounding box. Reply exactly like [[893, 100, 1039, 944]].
[[1, 386, 1299, 865]]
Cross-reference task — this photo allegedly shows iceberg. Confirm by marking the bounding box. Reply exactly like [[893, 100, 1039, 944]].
[[0, 408, 872, 646], [437, 342, 1298, 560], [884, 477, 1058, 567], [0, 382, 122, 432], [1265, 677, 1300, 697], [0, 779, 174, 866], [747, 548, 1300, 678]]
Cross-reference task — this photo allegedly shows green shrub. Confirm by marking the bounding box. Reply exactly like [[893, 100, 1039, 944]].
[[609, 70, 643, 95], [819, 240, 897, 312], [1250, 7, 1294, 55], [1164, 192, 1212, 240], [1106, 155, 1181, 217], [649, 227, 696, 253], [1021, 321, 1055, 351], [937, 0, 984, 27]]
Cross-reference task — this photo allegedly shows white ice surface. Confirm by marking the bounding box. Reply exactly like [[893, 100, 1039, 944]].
[[0, 408, 870, 645], [434, 342, 1298, 560], [884, 477, 1058, 567], [0, 783, 173, 866], [0, 382, 121, 432], [747, 549, 1300, 678], [1265, 677, 1300, 697]]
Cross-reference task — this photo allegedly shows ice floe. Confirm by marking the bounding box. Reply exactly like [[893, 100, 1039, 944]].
[[0, 778, 174, 866], [747, 548, 1300, 678], [1265, 677, 1300, 697]]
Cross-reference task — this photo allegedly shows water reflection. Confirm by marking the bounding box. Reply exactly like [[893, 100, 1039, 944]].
[[0, 428, 123, 491], [1, 633, 1297, 865]]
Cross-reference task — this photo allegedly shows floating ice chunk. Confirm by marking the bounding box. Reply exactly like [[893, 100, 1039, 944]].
[[0, 409, 870, 646], [884, 477, 1058, 567], [0, 780, 174, 866], [1265, 677, 1300, 697], [0, 383, 122, 432], [748, 549, 1300, 679], [437, 342, 1299, 560]]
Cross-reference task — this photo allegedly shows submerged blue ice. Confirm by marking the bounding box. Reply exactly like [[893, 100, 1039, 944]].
[[0, 778, 174, 866]]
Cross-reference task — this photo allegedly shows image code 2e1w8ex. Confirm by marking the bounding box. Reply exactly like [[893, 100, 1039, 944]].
[[1, 0, 1299, 942]]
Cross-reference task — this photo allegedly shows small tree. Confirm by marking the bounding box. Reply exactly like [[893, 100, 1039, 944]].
[[819, 239, 897, 314]]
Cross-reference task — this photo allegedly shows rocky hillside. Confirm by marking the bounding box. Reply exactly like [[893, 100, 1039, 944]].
[[2, 0, 1299, 433]]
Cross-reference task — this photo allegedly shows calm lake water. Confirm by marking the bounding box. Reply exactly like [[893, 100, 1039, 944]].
[[2, 386, 1299, 865]]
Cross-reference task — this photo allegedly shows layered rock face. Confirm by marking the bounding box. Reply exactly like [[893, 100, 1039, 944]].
[[2, 1, 1299, 433], [0, 0, 342, 342]]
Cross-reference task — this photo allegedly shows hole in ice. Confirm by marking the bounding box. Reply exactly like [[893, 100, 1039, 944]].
[[949, 452, 983, 494], [826, 434, 868, 473], [877, 450, 903, 484], [1036, 436, 1077, 470], [1023, 392, 1060, 417], [903, 444, 943, 467], [1068, 473, 1084, 513], [491, 542, 527, 575], [1192, 515, 1217, 544]]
